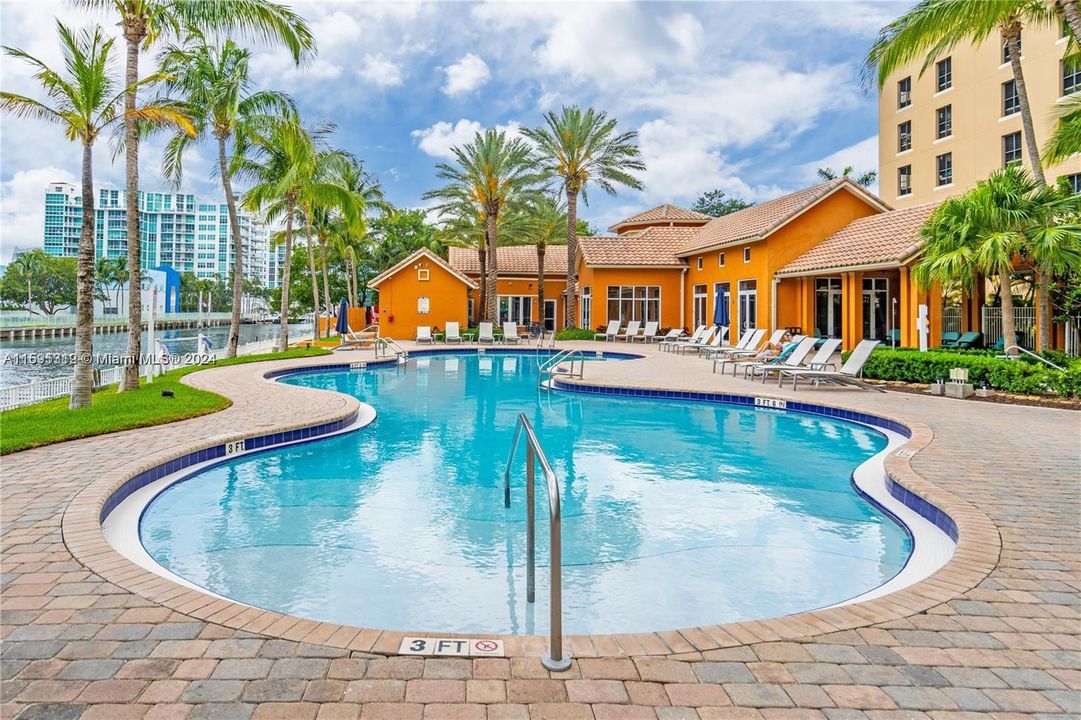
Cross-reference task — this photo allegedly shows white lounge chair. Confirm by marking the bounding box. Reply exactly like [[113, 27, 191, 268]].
[[632, 321, 660, 343], [660, 326, 703, 352], [780, 339, 884, 391], [615, 320, 641, 342], [503, 322, 522, 344], [595, 320, 621, 341], [340, 324, 376, 349], [743, 336, 818, 381], [803, 338, 842, 371], [723, 328, 784, 360], [654, 328, 683, 346], [477, 322, 496, 344], [416, 326, 434, 344], [674, 325, 717, 355], [696, 326, 730, 356], [444, 322, 463, 344], [711, 328, 767, 373]]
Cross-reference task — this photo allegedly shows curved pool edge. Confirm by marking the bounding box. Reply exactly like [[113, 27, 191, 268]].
[[61, 348, 1002, 659]]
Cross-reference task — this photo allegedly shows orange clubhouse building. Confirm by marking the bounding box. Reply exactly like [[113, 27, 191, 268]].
[[367, 177, 1061, 350]]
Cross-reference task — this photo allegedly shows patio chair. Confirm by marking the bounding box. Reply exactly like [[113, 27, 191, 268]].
[[940, 331, 961, 347], [660, 325, 703, 352], [654, 328, 683, 346], [885, 329, 901, 347], [955, 331, 982, 348], [416, 326, 434, 344], [503, 322, 522, 344], [695, 326, 731, 356], [477, 322, 496, 344], [632, 321, 660, 343], [779, 339, 884, 391], [713, 328, 776, 365], [444, 322, 463, 344], [615, 320, 641, 342], [340, 325, 375, 349], [711, 329, 770, 373], [594, 320, 621, 341], [673, 325, 717, 355], [991, 332, 1024, 352], [742, 336, 818, 382]]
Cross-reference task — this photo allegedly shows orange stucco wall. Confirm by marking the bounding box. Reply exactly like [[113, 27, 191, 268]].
[[575, 261, 685, 331], [464, 276, 567, 328], [373, 259, 470, 340]]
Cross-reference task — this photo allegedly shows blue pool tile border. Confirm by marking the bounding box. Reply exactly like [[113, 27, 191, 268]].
[[552, 379, 958, 542]]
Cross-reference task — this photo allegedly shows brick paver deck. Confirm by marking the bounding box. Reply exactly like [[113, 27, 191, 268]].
[[2, 341, 1079, 720]]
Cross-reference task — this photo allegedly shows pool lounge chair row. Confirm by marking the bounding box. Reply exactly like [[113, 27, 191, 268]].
[[416, 321, 534, 345], [594, 320, 663, 343]]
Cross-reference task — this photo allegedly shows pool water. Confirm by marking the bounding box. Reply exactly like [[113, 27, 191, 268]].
[[140, 352, 910, 634]]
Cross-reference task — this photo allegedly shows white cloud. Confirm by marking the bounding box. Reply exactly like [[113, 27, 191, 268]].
[[1, 167, 78, 263], [358, 55, 404, 87], [800, 135, 881, 193], [443, 53, 491, 96], [411, 119, 524, 159]]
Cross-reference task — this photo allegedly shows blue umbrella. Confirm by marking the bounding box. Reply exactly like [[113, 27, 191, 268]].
[[713, 287, 730, 326], [335, 298, 349, 334]]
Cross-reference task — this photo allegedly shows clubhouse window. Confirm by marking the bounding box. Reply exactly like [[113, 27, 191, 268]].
[[1003, 80, 1019, 116], [898, 165, 912, 196], [1002, 33, 1020, 64], [697, 256, 703, 270], [898, 120, 911, 152], [898, 76, 911, 109], [936, 57, 952, 92], [936, 153, 953, 186], [743, 247, 751, 263], [936, 105, 952, 139], [1003, 132, 1022, 166], [718, 251, 725, 267], [607, 285, 660, 324], [1064, 58, 1081, 95]]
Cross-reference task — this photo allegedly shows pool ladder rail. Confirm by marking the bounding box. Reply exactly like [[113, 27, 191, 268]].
[[503, 414, 572, 672], [537, 348, 585, 390], [375, 336, 408, 363]]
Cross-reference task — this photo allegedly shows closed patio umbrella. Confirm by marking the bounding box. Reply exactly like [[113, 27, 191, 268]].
[[713, 287, 729, 327], [335, 298, 349, 335]]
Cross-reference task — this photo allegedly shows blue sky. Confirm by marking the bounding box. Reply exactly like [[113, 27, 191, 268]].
[[0, 0, 911, 262]]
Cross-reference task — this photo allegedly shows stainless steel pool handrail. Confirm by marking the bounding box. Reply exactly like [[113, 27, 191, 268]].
[[538, 349, 585, 389], [375, 336, 408, 361], [502, 413, 571, 672], [1001, 345, 1064, 370]]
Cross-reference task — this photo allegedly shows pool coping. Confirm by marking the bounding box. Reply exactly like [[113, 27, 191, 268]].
[[61, 348, 1001, 660]]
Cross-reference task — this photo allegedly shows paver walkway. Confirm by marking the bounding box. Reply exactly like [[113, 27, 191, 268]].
[[2, 342, 1079, 720]]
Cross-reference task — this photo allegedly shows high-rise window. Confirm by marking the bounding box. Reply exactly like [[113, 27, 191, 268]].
[[898, 121, 912, 152], [1002, 33, 1020, 64], [897, 76, 911, 109], [936, 57, 952, 91], [898, 166, 912, 196], [936, 153, 953, 186], [1003, 132, 1023, 166], [1064, 58, 1081, 95], [1003, 80, 1020, 116], [936, 105, 952, 139], [1065, 173, 1081, 194]]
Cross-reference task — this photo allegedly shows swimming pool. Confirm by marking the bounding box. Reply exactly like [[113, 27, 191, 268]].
[[137, 352, 912, 635]]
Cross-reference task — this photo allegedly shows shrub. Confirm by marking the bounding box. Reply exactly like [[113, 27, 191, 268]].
[[555, 328, 596, 341], [851, 347, 1079, 397]]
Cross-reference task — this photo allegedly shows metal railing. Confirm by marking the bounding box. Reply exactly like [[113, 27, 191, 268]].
[[1001, 345, 1065, 370], [982, 306, 1036, 350], [537, 349, 585, 389], [0, 310, 247, 330], [374, 336, 408, 361], [502, 413, 571, 672]]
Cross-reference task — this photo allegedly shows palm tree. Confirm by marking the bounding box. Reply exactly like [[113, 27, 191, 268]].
[[325, 157, 385, 310], [1, 22, 193, 408], [915, 165, 1081, 354], [1043, 92, 1081, 167], [865, 0, 1056, 186], [424, 129, 543, 322], [1026, 181, 1081, 349], [523, 105, 645, 327], [77, 0, 312, 388], [435, 205, 489, 321], [816, 166, 878, 187], [159, 33, 297, 357], [523, 196, 568, 324], [1057, 0, 1081, 41], [10, 250, 47, 314]]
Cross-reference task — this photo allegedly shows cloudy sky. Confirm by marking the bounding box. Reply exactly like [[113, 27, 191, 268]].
[[0, 0, 910, 263]]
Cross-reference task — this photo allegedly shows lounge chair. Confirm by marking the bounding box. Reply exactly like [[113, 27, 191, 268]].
[[885, 329, 901, 347], [696, 326, 731, 356], [594, 320, 621, 341], [444, 322, 463, 344], [779, 339, 884, 391], [632, 321, 660, 343], [654, 328, 683, 346], [955, 331, 982, 348], [940, 331, 961, 348], [660, 325, 704, 352], [416, 326, 434, 344], [340, 325, 375, 349], [991, 332, 1024, 352], [705, 328, 753, 362], [477, 322, 496, 344], [712, 329, 770, 374], [503, 322, 522, 344], [615, 320, 641, 342], [743, 336, 818, 382], [673, 325, 717, 355]]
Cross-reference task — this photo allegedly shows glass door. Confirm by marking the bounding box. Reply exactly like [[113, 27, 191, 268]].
[[580, 287, 591, 329], [862, 278, 889, 339], [498, 296, 532, 325], [738, 280, 757, 333], [693, 284, 707, 328], [544, 299, 556, 331], [814, 277, 843, 337]]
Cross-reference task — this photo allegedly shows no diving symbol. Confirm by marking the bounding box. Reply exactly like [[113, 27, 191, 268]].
[[474, 640, 498, 653]]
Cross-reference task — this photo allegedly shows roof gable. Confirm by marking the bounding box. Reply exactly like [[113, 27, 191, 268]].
[[578, 226, 695, 268], [609, 203, 712, 233], [448, 245, 569, 276], [368, 248, 477, 289]]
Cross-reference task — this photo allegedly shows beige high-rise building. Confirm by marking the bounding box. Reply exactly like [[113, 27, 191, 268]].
[[878, 22, 1081, 208]]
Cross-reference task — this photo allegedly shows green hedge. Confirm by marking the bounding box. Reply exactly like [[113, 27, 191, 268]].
[[852, 347, 1081, 397], [555, 328, 596, 341]]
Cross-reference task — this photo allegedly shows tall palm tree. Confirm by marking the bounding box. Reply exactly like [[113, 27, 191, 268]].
[[915, 165, 1081, 354], [1, 22, 193, 408], [10, 250, 48, 314], [78, 0, 313, 389], [435, 204, 489, 322], [325, 157, 385, 309], [865, 0, 1056, 186], [1043, 92, 1081, 167], [1026, 181, 1081, 349], [424, 129, 544, 323], [523, 196, 568, 325], [523, 106, 645, 327], [159, 33, 297, 357], [1057, 0, 1081, 41], [816, 166, 878, 187], [234, 117, 314, 351]]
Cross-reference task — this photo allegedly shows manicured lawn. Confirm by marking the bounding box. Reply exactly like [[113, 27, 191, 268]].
[[0, 348, 330, 455]]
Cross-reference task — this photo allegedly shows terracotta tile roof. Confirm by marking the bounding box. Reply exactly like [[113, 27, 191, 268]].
[[609, 203, 712, 232], [368, 248, 477, 289], [777, 202, 938, 276], [676, 178, 890, 256], [447, 244, 568, 276], [578, 226, 696, 268]]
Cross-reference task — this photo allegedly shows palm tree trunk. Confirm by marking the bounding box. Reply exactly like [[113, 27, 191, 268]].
[[71, 141, 96, 409], [319, 238, 332, 328], [1006, 27, 1046, 185], [218, 135, 244, 358], [565, 188, 579, 327], [1038, 270, 1053, 351], [1061, 0, 1081, 42], [536, 241, 546, 331], [1000, 266, 1019, 356], [477, 243, 487, 324], [486, 212, 498, 324], [279, 200, 294, 352], [121, 35, 142, 391], [304, 211, 321, 339]]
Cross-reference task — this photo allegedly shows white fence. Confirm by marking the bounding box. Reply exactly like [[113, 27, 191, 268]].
[[981, 306, 1036, 350], [0, 311, 246, 330], [0, 330, 311, 412], [1066, 317, 1081, 357], [942, 307, 962, 335]]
